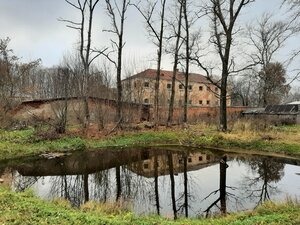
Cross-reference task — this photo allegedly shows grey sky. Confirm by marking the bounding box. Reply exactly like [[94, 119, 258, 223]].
[[0, 0, 296, 77]]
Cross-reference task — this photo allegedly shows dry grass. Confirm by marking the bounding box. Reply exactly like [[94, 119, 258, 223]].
[[81, 199, 132, 215]]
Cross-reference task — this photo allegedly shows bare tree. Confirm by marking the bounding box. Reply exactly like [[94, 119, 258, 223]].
[[59, 0, 100, 130], [51, 68, 70, 134], [102, 0, 130, 125], [247, 14, 293, 106], [167, 0, 184, 126], [192, 0, 254, 131], [131, 0, 168, 126], [248, 14, 293, 68]]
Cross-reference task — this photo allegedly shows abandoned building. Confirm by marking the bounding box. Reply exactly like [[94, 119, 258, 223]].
[[122, 69, 231, 107], [242, 103, 300, 124]]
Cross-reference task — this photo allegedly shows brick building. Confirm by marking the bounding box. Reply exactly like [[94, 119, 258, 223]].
[[122, 69, 230, 107]]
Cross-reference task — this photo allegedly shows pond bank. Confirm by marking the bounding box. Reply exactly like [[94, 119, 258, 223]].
[[0, 187, 299, 225], [1, 124, 300, 224], [1, 124, 300, 161]]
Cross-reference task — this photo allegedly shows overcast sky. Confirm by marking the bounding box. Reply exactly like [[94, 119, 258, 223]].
[[0, 0, 297, 79]]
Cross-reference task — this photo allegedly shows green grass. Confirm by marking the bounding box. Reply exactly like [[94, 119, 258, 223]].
[[1, 123, 300, 161], [0, 187, 299, 225], [0, 125, 300, 160]]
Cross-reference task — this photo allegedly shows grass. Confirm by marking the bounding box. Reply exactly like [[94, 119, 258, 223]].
[[0, 187, 299, 225], [1, 122, 300, 224], [1, 122, 300, 161]]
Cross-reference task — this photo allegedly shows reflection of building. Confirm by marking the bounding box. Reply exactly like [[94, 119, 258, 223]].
[[129, 152, 218, 178], [122, 69, 231, 107]]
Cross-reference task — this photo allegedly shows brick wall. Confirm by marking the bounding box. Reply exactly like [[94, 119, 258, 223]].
[[12, 97, 250, 125]]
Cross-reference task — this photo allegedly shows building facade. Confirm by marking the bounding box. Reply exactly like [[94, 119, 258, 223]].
[[122, 69, 227, 107]]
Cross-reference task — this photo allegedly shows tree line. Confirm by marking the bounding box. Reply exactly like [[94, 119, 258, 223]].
[[1, 0, 300, 132]]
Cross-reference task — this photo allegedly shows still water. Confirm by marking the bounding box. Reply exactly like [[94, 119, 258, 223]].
[[1, 147, 300, 218]]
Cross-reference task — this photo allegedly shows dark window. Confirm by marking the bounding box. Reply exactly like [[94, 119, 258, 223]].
[[188, 85, 192, 90], [134, 82, 137, 88], [143, 163, 149, 169], [144, 98, 149, 103], [188, 158, 192, 163], [167, 83, 172, 89], [189, 100, 192, 105], [199, 156, 203, 161], [207, 100, 210, 105], [199, 100, 203, 105], [179, 84, 184, 89], [144, 82, 149, 87], [178, 159, 183, 164], [199, 86, 203, 91]]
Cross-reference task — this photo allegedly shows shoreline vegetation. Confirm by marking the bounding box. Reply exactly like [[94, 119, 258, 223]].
[[1, 121, 300, 224], [0, 187, 299, 225], [1, 122, 300, 162]]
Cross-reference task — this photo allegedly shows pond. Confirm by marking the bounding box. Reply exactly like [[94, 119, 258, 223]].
[[1, 147, 300, 218]]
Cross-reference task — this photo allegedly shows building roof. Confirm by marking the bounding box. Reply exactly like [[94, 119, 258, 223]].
[[123, 69, 214, 84]]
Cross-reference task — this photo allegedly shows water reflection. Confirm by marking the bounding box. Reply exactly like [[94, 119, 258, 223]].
[[242, 158, 285, 207], [1, 147, 300, 219]]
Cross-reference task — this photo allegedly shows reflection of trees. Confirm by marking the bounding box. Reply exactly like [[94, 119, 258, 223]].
[[92, 170, 111, 202], [176, 153, 190, 218], [204, 155, 229, 217], [243, 158, 284, 206], [49, 175, 88, 207], [154, 155, 160, 215], [13, 173, 39, 192], [168, 153, 177, 219]]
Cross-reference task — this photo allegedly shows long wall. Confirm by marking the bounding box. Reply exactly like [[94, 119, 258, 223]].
[[11, 97, 250, 125]]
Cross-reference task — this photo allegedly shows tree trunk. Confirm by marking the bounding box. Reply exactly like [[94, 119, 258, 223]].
[[183, 0, 189, 124], [219, 155, 227, 214], [168, 153, 177, 219], [167, 1, 183, 126]]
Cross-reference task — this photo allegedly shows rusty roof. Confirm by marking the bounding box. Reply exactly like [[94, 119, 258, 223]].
[[123, 69, 214, 84]]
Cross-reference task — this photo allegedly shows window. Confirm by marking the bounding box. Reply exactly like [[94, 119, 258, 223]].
[[179, 84, 184, 89], [178, 159, 183, 164], [199, 86, 203, 91], [144, 98, 149, 103], [199, 156, 203, 161], [188, 158, 192, 163], [188, 85, 192, 90], [144, 82, 149, 87], [134, 82, 137, 88], [207, 100, 210, 105], [167, 83, 172, 89], [199, 100, 203, 105], [189, 100, 192, 105], [143, 163, 149, 169]]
